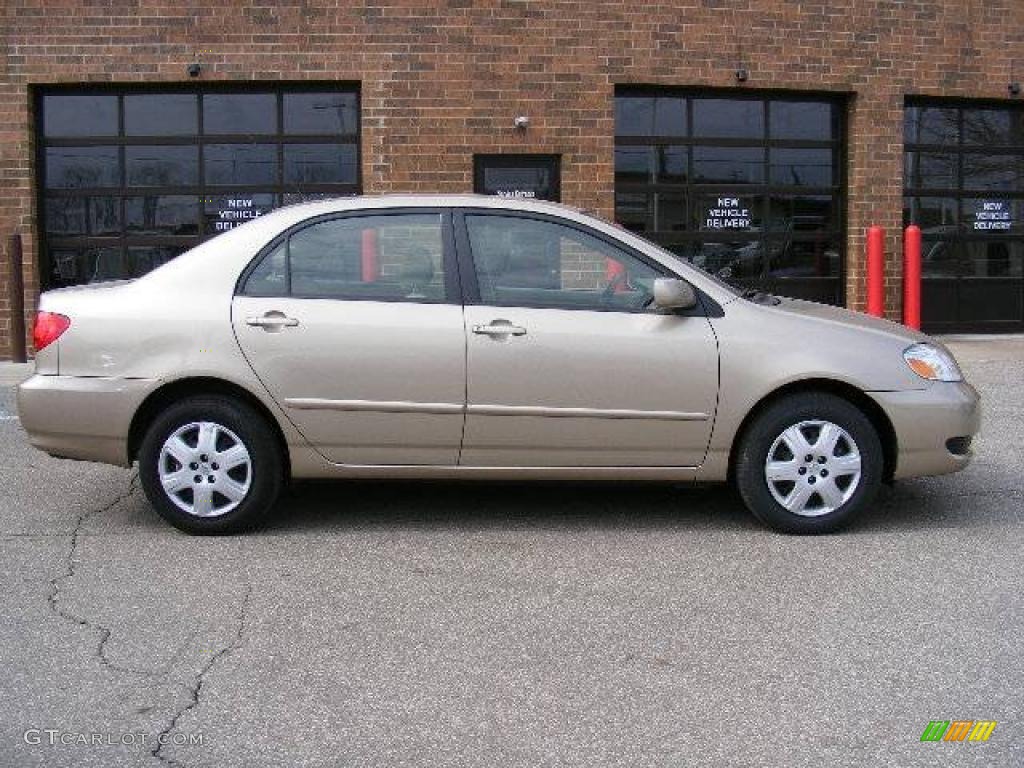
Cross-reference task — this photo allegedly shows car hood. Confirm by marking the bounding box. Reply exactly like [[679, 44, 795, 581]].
[[765, 296, 930, 345]]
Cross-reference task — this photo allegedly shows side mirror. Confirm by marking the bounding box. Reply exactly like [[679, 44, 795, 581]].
[[652, 278, 698, 311]]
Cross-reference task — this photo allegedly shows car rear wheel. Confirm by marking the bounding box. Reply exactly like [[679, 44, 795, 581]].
[[138, 396, 282, 534], [735, 393, 883, 534]]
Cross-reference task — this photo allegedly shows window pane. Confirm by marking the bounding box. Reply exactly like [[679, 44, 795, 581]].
[[962, 108, 1024, 146], [769, 148, 833, 187], [768, 195, 836, 232], [654, 146, 687, 184], [125, 195, 199, 235], [465, 215, 662, 311], [204, 193, 277, 235], [615, 96, 655, 136], [244, 241, 287, 296], [692, 98, 763, 138], [653, 191, 687, 233], [614, 147, 652, 184], [961, 153, 1022, 192], [126, 145, 199, 186], [45, 147, 120, 188], [203, 93, 277, 135], [45, 196, 120, 236], [767, 237, 841, 278], [962, 240, 1024, 278], [289, 214, 446, 301], [614, 191, 651, 233], [479, 163, 555, 199], [283, 144, 357, 184], [49, 247, 124, 286], [689, 240, 763, 280], [904, 197, 957, 234], [693, 146, 764, 184], [919, 239, 958, 278], [125, 94, 198, 136], [204, 144, 278, 185], [283, 93, 358, 135], [904, 106, 959, 145], [770, 101, 832, 140], [904, 151, 957, 189], [43, 95, 118, 138], [126, 246, 184, 278]]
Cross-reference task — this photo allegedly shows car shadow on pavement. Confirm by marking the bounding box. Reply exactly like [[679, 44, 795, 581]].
[[256, 474, 1010, 537], [262, 480, 761, 534]]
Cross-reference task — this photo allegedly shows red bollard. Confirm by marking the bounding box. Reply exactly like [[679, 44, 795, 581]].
[[605, 258, 628, 292], [903, 225, 922, 330], [361, 228, 380, 282], [866, 225, 885, 317]]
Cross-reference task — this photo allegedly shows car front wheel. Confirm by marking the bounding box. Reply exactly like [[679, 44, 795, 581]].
[[138, 395, 283, 534], [735, 393, 883, 534]]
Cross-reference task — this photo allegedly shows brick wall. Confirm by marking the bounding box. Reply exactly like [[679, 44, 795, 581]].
[[2, 0, 1023, 357]]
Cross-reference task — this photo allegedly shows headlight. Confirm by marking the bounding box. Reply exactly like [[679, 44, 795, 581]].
[[903, 343, 963, 382]]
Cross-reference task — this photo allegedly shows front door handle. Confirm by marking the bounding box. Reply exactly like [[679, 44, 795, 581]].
[[472, 320, 527, 337], [246, 311, 300, 331]]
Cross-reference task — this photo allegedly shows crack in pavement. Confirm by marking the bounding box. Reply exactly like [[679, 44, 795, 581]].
[[45, 471, 160, 678], [151, 583, 253, 768]]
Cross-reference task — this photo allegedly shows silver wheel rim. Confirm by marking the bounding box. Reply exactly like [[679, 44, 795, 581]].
[[764, 420, 862, 517], [158, 421, 252, 518]]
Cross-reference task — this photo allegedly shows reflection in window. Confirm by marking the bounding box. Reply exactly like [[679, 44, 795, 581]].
[[45, 147, 120, 188], [202, 93, 277, 134], [276, 214, 447, 302], [904, 106, 959, 145], [125, 196, 199, 236], [284, 93, 359, 135], [125, 94, 198, 136], [769, 148, 832, 187], [692, 98, 763, 138], [465, 215, 662, 311], [904, 197, 957, 234], [126, 146, 199, 186], [204, 144, 278, 185], [45, 197, 120, 236], [693, 146, 764, 184], [614, 96, 686, 137], [283, 144, 358, 184], [43, 95, 118, 138], [770, 102, 832, 140]]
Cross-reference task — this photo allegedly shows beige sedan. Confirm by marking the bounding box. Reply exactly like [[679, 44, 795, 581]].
[[18, 195, 979, 534]]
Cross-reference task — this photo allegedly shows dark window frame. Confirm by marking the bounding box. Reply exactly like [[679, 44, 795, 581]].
[[614, 87, 848, 306], [35, 83, 361, 289]]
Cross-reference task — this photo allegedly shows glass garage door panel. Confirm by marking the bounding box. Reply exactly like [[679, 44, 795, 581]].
[[38, 87, 361, 289], [904, 100, 1024, 332], [615, 90, 845, 305]]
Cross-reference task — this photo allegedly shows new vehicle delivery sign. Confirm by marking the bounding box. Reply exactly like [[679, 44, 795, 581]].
[[973, 200, 1012, 232], [704, 197, 752, 230]]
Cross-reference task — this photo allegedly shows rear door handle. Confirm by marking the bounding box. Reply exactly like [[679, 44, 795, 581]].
[[246, 311, 300, 330], [472, 320, 527, 337]]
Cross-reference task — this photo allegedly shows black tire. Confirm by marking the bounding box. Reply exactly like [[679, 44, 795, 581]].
[[138, 395, 283, 534], [734, 392, 883, 534]]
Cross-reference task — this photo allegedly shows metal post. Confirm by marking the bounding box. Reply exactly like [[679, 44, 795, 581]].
[[7, 234, 27, 363], [903, 225, 922, 330], [866, 226, 885, 318]]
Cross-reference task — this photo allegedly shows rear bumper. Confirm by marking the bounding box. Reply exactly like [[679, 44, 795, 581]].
[[869, 381, 981, 480], [16, 374, 157, 467]]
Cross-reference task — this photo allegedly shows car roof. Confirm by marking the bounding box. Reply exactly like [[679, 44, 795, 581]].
[[273, 193, 588, 218]]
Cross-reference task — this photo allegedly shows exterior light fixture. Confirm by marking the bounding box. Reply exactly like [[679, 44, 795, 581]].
[[513, 115, 530, 130]]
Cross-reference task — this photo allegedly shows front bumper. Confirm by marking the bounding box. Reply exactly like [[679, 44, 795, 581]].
[[17, 374, 158, 467], [869, 381, 981, 480]]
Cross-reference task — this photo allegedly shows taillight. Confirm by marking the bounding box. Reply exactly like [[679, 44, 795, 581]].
[[32, 311, 71, 352]]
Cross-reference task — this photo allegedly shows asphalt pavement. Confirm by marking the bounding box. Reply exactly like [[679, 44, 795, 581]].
[[0, 338, 1021, 767]]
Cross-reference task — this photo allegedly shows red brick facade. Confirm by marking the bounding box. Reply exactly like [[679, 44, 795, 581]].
[[2, 0, 1023, 357]]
